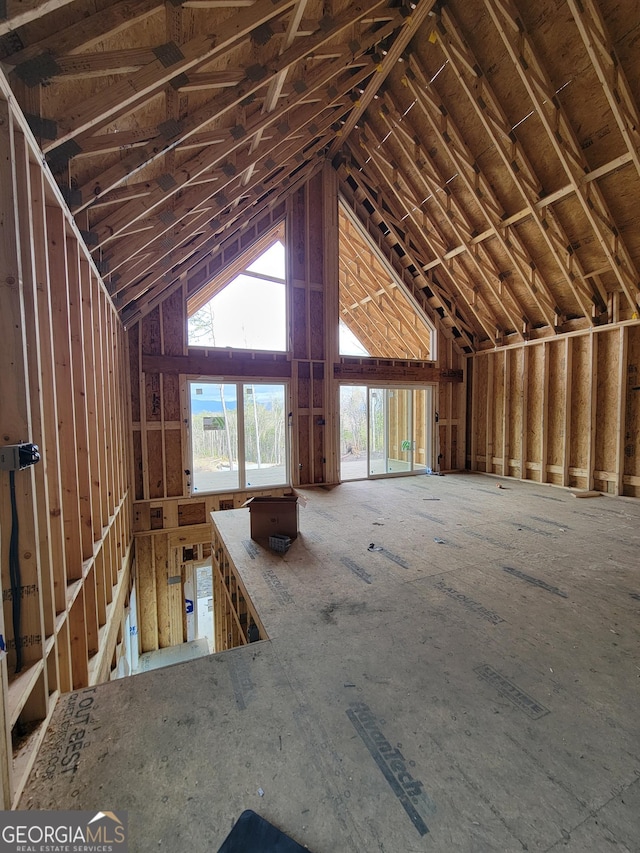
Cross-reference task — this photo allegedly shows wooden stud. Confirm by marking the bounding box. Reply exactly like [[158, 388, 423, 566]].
[[615, 327, 628, 497]]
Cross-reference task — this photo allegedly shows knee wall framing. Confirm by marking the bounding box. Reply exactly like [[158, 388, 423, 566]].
[[467, 323, 640, 496]]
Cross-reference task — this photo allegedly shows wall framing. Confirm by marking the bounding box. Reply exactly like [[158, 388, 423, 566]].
[[0, 81, 132, 807], [467, 323, 640, 497]]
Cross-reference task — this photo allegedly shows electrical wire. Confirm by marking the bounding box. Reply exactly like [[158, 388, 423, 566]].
[[9, 470, 23, 674]]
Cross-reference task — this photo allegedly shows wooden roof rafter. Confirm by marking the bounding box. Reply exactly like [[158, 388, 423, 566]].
[[1, 0, 161, 62], [327, 0, 437, 157], [400, 57, 563, 333], [433, 5, 606, 324], [0, 0, 78, 38], [109, 103, 341, 304], [485, 0, 640, 314], [99, 57, 378, 285], [241, 0, 313, 189], [342, 138, 492, 349], [88, 42, 387, 249], [339, 273, 427, 359], [365, 108, 524, 341], [338, 216, 432, 359], [566, 0, 640, 184], [42, 0, 297, 151], [121, 158, 323, 326], [65, 0, 399, 212], [373, 89, 533, 340], [338, 171, 477, 354]]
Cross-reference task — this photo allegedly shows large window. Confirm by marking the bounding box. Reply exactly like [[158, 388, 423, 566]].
[[190, 381, 288, 493], [187, 239, 286, 351]]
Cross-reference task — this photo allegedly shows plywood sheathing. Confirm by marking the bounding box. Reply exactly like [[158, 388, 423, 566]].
[[21, 474, 640, 851], [469, 323, 640, 497]]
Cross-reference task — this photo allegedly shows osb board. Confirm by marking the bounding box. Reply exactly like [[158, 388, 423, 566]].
[[161, 288, 184, 356], [522, 1, 623, 173], [508, 347, 524, 475], [435, 421, 446, 471], [178, 502, 206, 526], [310, 290, 324, 361], [594, 328, 621, 483], [366, 112, 458, 251], [162, 372, 181, 422], [128, 324, 140, 423], [297, 361, 310, 409], [292, 287, 307, 360], [598, 167, 640, 288], [136, 534, 158, 653], [604, 0, 640, 97], [546, 340, 567, 474], [624, 326, 640, 483], [525, 344, 544, 480], [512, 218, 578, 322], [451, 423, 459, 469], [307, 171, 324, 286], [552, 196, 610, 287], [147, 430, 164, 499], [568, 334, 592, 481], [133, 430, 144, 501], [289, 186, 306, 282], [412, 25, 524, 216], [491, 351, 505, 473], [481, 236, 548, 332], [313, 422, 324, 484], [391, 74, 487, 236], [154, 535, 171, 650], [455, 252, 513, 336], [164, 428, 184, 498], [297, 413, 310, 483], [446, 0, 565, 198], [312, 362, 324, 410], [474, 354, 488, 466]]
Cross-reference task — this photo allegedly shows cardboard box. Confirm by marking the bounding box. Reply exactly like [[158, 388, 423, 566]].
[[244, 494, 301, 542]]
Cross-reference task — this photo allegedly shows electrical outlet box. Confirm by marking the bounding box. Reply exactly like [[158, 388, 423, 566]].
[[0, 443, 41, 471]]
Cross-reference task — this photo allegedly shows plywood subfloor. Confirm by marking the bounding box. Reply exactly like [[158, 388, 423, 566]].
[[22, 474, 640, 852]]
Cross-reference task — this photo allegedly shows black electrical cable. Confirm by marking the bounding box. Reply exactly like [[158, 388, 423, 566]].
[[9, 470, 23, 674]]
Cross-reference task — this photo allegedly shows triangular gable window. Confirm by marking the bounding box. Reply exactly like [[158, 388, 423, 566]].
[[187, 225, 286, 352]]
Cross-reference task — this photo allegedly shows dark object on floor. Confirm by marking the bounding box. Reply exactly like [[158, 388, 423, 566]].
[[216, 809, 310, 852], [247, 621, 260, 643], [269, 533, 291, 553]]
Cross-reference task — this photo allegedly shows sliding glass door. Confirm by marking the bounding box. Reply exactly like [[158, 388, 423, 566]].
[[190, 381, 287, 493], [340, 385, 434, 481]]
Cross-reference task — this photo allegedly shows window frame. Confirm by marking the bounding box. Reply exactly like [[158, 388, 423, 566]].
[[188, 378, 290, 495]]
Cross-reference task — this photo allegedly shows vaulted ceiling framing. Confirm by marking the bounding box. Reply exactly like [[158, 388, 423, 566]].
[[1, 0, 639, 351]]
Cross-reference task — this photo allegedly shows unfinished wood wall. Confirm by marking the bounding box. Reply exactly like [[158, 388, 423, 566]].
[[288, 165, 340, 486], [437, 333, 467, 472], [468, 323, 640, 497], [0, 85, 133, 807]]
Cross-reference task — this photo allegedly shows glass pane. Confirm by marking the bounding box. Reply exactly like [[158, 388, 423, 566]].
[[189, 276, 285, 351], [339, 320, 369, 356], [340, 386, 368, 481], [191, 383, 239, 492], [368, 389, 385, 475], [246, 240, 285, 278], [243, 384, 287, 488], [412, 388, 430, 472], [386, 389, 412, 473]]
